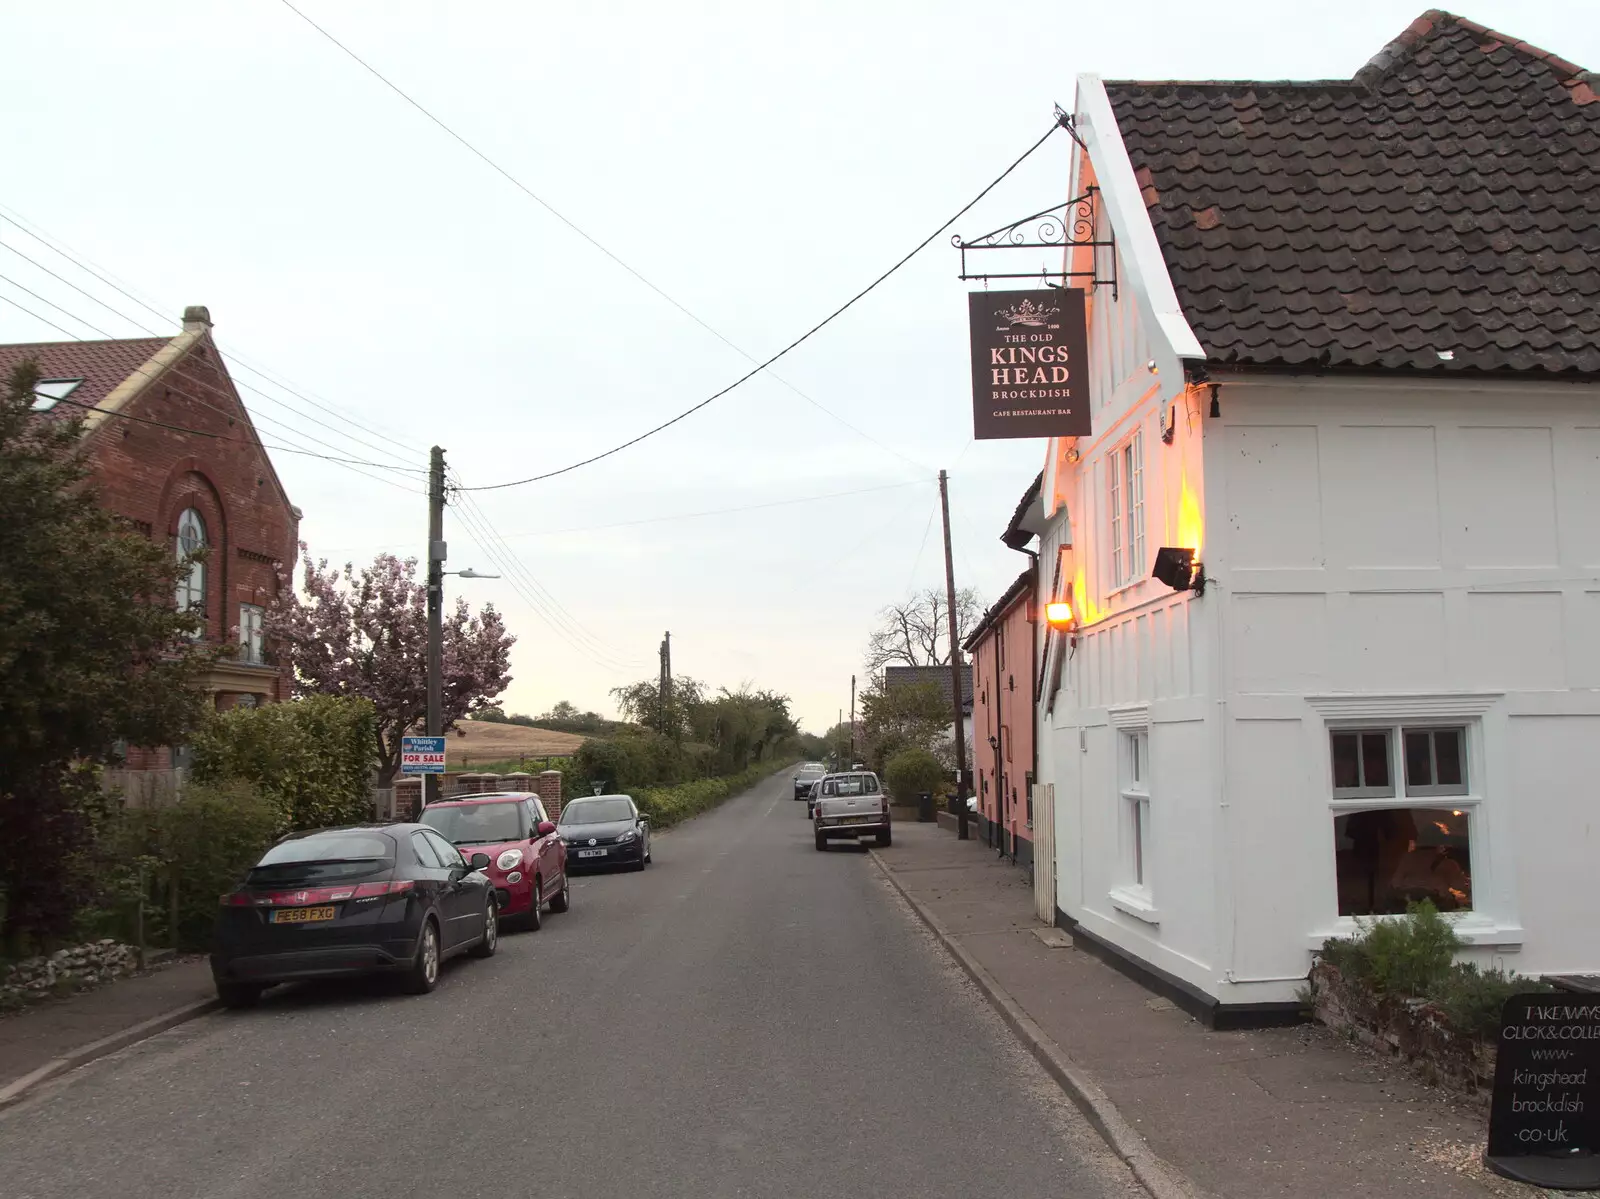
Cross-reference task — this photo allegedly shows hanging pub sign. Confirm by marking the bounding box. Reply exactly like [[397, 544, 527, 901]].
[[967, 287, 1090, 440], [1484, 991, 1600, 1190]]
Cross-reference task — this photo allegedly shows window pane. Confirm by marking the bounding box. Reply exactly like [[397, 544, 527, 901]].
[[1331, 733, 1360, 789], [1434, 729, 1464, 787], [1133, 799, 1148, 886], [1333, 807, 1472, 916], [1404, 731, 1433, 789], [1361, 732, 1390, 790], [410, 833, 441, 868]]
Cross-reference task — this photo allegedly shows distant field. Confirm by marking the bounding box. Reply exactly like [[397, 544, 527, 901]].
[[448, 720, 586, 768]]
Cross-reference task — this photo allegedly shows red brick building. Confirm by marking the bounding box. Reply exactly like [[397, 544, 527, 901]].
[[0, 306, 300, 769]]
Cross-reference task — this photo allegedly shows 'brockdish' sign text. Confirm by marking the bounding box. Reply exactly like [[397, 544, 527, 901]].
[[1485, 992, 1600, 1190], [967, 288, 1091, 440]]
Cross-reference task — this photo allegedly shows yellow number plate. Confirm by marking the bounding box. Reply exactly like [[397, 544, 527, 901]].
[[271, 906, 336, 924]]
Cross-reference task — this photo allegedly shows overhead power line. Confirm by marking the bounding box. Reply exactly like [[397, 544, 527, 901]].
[[274, 0, 968, 475], [0, 205, 425, 463], [442, 473, 647, 673], [0, 285, 425, 494], [454, 123, 1061, 491], [34, 392, 429, 475]]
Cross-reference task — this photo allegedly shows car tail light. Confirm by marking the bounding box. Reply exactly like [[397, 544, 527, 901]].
[[352, 880, 415, 899], [221, 880, 414, 907]]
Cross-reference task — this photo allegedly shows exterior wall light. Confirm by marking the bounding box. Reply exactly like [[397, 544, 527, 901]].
[[1045, 601, 1074, 628], [1152, 546, 1206, 597]]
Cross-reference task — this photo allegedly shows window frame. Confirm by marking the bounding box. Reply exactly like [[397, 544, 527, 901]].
[[1107, 722, 1156, 924], [1329, 728, 1397, 800], [1107, 431, 1146, 590], [239, 603, 265, 666], [174, 507, 207, 623], [1402, 727, 1469, 798], [1325, 719, 1479, 919]]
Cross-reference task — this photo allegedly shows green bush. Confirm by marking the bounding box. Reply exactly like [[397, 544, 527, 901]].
[[883, 749, 947, 804], [1360, 899, 1460, 996], [87, 780, 281, 951], [1425, 963, 1553, 1038], [571, 730, 691, 794], [191, 694, 377, 832], [632, 760, 793, 829]]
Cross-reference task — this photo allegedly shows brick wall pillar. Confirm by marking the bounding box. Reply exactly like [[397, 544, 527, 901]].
[[536, 770, 563, 819]]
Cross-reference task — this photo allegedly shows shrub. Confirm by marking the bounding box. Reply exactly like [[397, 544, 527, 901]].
[[1425, 962, 1553, 1038], [883, 749, 946, 804], [191, 695, 377, 832], [87, 780, 281, 951], [1360, 899, 1460, 997], [633, 760, 792, 829]]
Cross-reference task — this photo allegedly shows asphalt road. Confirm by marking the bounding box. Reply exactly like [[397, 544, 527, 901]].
[[0, 772, 1140, 1199]]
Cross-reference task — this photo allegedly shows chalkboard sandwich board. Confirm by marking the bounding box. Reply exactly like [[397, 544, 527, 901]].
[[1485, 992, 1600, 1189]]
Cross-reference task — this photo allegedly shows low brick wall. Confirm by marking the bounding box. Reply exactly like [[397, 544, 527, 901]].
[[1310, 961, 1496, 1098]]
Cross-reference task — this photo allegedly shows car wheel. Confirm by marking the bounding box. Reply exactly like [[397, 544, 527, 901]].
[[876, 828, 892, 848], [814, 830, 827, 852], [403, 919, 441, 995], [469, 900, 499, 958], [644, 838, 652, 864], [526, 880, 543, 931], [216, 980, 262, 1010], [549, 873, 571, 913]]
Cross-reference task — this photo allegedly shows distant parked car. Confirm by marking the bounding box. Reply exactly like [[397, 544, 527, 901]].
[[813, 771, 891, 850], [420, 792, 569, 931], [211, 823, 498, 1008], [805, 778, 823, 818], [558, 794, 652, 871], [793, 762, 827, 800]]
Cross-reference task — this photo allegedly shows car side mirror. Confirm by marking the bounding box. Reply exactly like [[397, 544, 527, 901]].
[[537, 820, 557, 837], [468, 852, 491, 870]]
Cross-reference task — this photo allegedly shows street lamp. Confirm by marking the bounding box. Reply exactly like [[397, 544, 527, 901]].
[[445, 568, 500, 579]]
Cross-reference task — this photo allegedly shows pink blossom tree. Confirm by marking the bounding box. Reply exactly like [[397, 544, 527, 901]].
[[267, 548, 515, 786]]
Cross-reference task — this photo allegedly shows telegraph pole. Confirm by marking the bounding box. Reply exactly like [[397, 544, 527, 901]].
[[939, 469, 971, 839], [658, 631, 673, 735], [424, 446, 446, 808], [849, 674, 856, 764]]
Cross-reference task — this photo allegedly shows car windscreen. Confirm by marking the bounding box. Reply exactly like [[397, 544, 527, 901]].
[[420, 801, 526, 845], [559, 798, 634, 825], [248, 832, 394, 884]]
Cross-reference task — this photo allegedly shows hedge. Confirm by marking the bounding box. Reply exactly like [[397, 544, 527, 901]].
[[632, 759, 794, 829]]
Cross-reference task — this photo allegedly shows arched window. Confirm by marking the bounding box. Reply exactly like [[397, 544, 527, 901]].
[[175, 507, 207, 620]]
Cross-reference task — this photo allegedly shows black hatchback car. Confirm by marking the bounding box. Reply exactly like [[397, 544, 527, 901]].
[[211, 823, 499, 1008]]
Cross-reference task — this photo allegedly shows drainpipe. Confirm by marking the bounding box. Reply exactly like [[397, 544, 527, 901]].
[[1023, 550, 1039, 792], [985, 630, 998, 858]]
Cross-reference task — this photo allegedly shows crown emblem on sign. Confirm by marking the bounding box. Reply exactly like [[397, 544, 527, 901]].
[[997, 298, 1059, 327]]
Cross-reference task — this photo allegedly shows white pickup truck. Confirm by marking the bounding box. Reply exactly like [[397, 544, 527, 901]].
[[813, 771, 891, 851]]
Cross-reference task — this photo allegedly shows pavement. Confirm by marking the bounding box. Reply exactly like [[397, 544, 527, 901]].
[[0, 955, 217, 1103], [0, 773, 1144, 1199], [871, 820, 1556, 1199]]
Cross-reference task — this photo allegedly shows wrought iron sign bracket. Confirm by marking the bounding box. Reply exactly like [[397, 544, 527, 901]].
[[952, 187, 1118, 299]]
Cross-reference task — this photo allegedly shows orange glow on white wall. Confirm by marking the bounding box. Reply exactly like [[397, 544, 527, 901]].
[[1177, 467, 1204, 558], [1071, 567, 1106, 626]]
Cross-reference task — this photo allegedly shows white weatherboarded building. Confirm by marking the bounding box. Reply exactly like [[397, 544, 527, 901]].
[[1026, 13, 1600, 1027]]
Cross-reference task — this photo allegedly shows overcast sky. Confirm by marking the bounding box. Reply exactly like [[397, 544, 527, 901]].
[[3, 1, 1594, 732]]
